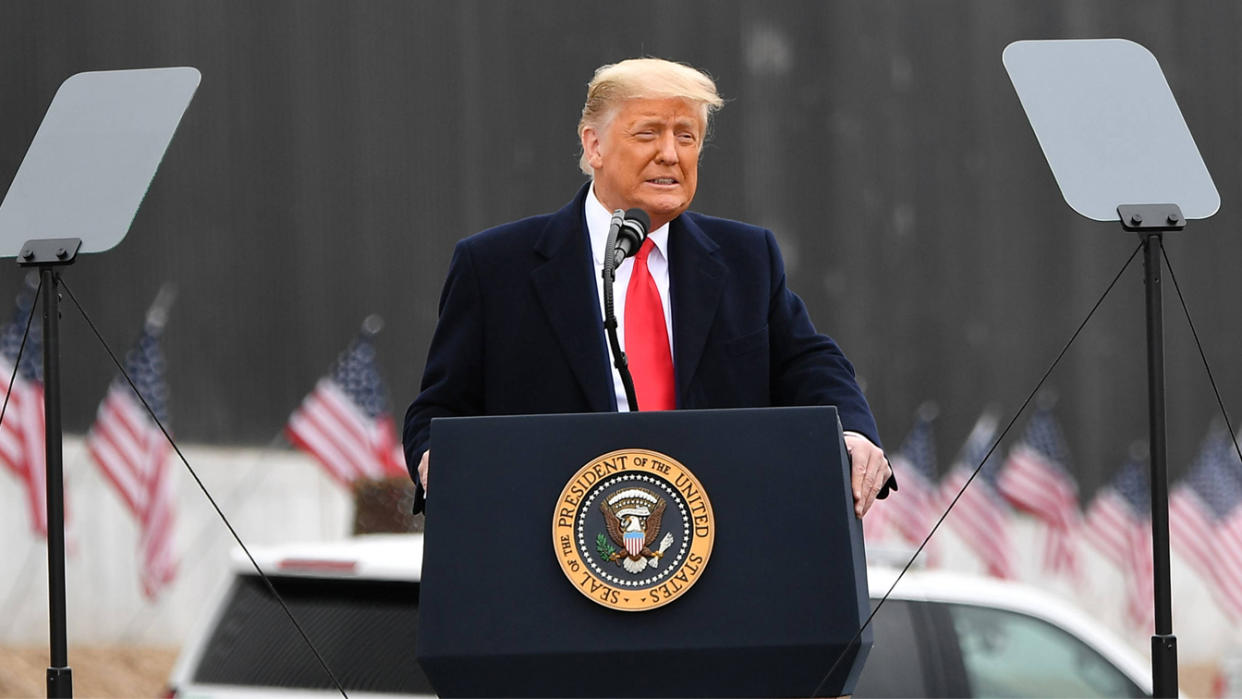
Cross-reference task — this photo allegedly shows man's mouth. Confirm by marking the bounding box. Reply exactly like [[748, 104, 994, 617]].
[[648, 178, 678, 185]]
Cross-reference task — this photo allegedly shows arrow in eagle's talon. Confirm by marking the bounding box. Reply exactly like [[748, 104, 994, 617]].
[[658, 532, 674, 554]]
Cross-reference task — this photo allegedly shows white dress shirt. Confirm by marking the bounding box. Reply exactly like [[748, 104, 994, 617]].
[[585, 185, 673, 412]]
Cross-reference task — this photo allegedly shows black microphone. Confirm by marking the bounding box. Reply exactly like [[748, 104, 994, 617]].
[[611, 208, 651, 267]]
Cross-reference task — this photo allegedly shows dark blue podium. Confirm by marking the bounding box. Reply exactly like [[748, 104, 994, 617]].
[[416, 407, 872, 697]]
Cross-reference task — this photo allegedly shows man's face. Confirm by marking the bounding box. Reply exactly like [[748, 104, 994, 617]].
[[581, 97, 705, 229]]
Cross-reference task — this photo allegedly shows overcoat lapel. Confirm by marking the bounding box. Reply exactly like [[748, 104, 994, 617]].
[[669, 215, 726, 406], [530, 189, 614, 413]]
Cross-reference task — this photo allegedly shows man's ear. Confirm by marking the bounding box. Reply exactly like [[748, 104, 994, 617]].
[[581, 127, 604, 170]]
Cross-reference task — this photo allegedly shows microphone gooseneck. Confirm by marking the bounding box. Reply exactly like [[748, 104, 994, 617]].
[[611, 208, 651, 268]]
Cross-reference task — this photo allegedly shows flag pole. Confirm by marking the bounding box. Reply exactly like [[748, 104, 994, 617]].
[[19, 237, 80, 698]]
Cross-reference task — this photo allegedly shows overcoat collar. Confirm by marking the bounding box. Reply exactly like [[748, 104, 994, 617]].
[[530, 183, 727, 411], [531, 184, 614, 412]]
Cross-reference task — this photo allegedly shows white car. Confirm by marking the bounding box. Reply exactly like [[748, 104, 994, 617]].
[[166, 534, 433, 699], [857, 566, 1156, 697], [166, 534, 1158, 698]]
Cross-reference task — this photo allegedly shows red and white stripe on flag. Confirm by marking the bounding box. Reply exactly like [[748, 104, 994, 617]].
[[999, 444, 1081, 576], [862, 496, 892, 545], [286, 378, 408, 486], [1214, 510, 1242, 621], [1125, 524, 1155, 630], [1169, 487, 1218, 588], [1168, 487, 1242, 621], [0, 360, 47, 536], [138, 447, 178, 597], [940, 466, 1015, 579], [1084, 491, 1154, 630], [86, 383, 178, 598], [888, 455, 940, 547], [1083, 490, 1131, 568]]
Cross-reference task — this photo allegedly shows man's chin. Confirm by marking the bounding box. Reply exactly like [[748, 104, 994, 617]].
[[637, 198, 691, 225]]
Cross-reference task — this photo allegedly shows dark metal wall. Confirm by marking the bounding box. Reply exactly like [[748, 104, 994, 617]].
[[0, 1, 1239, 495]]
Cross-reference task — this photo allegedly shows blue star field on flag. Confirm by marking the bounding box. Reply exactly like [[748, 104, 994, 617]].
[[330, 331, 390, 419]]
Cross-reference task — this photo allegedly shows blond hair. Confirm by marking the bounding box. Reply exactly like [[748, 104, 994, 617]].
[[577, 58, 724, 175]]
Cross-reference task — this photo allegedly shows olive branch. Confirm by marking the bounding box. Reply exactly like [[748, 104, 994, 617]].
[[596, 533, 618, 560]]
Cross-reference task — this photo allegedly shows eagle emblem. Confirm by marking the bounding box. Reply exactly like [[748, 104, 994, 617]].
[[555, 449, 714, 611], [600, 488, 676, 574]]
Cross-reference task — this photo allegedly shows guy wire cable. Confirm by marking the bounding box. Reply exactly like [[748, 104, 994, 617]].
[[119, 430, 289, 641], [1162, 245, 1242, 463], [811, 239, 1144, 697], [59, 279, 350, 699], [0, 275, 41, 449]]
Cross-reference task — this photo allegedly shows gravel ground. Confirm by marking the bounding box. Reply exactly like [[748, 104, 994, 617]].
[[0, 645, 178, 698]]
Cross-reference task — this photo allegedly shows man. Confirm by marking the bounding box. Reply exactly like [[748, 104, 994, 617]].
[[404, 57, 894, 516]]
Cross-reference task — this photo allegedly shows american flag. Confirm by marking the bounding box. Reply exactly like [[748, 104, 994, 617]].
[[941, 411, 1015, 579], [888, 405, 940, 548], [85, 289, 178, 599], [1084, 455, 1154, 630], [1169, 423, 1242, 620], [998, 407, 1081, 577], [861, 492, 892, 544], [286, 318, 407, 487], [0, 276, 48, 536]]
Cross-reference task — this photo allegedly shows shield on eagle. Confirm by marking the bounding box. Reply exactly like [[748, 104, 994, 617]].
[[624, 530, 644, 557]]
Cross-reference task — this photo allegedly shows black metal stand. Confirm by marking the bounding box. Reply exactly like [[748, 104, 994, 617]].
[[18, 237, 81, 699], [1119, 204, 1182, 699]]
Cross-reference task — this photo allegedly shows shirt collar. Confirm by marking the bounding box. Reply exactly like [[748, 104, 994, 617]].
[[585, 183, 669, 266]]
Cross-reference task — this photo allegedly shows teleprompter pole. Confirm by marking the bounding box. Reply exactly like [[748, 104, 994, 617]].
[[1121, 205, 1182, 698], [41, 265, 70, 698], [19, 238, 81, 699], [1143, 232, 1177, 698]]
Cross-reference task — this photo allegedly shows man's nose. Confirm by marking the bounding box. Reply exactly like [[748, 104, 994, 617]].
[[654, 132, 679, 164]]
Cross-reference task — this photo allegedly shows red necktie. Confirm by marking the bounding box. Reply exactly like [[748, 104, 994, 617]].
[[625, 238, 675, 410]]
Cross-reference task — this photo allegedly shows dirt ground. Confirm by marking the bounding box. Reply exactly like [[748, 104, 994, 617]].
[[0, 645, 178, 698]]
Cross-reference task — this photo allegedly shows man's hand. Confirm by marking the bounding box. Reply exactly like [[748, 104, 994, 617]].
[[845, 433, 890, 518], [418, 450, 430, 494]]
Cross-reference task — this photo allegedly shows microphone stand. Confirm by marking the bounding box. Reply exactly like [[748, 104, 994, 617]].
[[601, 210, 639, 411]]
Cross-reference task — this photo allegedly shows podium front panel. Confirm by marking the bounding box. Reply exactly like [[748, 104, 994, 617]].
[[417, 407, 871, 697]]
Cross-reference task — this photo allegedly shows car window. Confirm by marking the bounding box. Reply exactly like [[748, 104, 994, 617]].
[[192, 574, 434, 694], [945, 602, 1145, 698], [853, 599, 935, 697]]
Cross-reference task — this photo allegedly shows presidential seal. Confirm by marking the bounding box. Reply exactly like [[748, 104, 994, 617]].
[[553, 448, 714, 611]]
